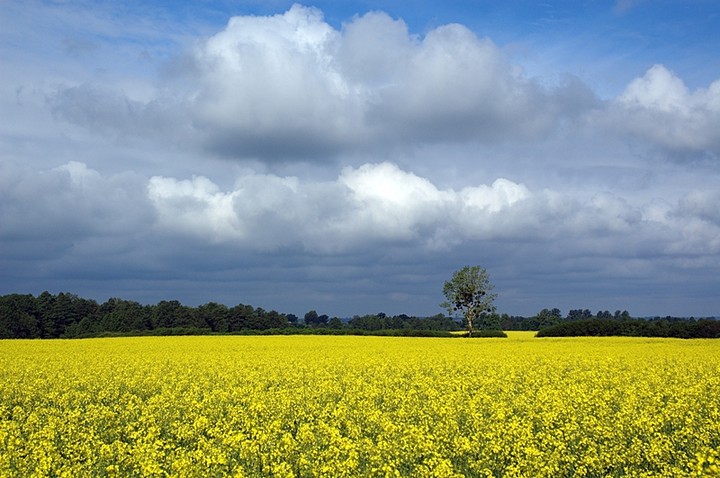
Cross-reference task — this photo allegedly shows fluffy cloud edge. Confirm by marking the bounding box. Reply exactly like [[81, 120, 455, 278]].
[[41, 5, 591, 161], [138, 162, 720, 258]]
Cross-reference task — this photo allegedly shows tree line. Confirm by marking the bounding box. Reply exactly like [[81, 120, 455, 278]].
[[498, 308, 632, 331], [0, 292, 292, 339], [1, 291, 716, 340], [0, 292, 468, 339], [476, 308, 719, 338], [536, 316, 720, 338]]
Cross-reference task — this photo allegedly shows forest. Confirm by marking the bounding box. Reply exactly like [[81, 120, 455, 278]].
[[0, 292, 464, 339], [0, 292, 717, 339]]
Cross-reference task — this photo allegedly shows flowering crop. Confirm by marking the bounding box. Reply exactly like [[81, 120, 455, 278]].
[[1, 333, 719, 477]]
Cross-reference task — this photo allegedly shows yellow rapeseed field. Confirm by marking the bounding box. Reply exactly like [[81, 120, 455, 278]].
[[1, 333, 719, 477]]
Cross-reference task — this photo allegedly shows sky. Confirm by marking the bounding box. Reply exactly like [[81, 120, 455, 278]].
[[1, 0, 719, 318]]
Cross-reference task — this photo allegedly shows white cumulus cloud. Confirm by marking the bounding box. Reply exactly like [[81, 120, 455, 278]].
[[604, 64, 720, 154], [45, 5, 583, 161], [146, 162, 537, 250]]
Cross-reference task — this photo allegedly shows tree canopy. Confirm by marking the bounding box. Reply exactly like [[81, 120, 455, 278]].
[[441, 266, 497, 337]]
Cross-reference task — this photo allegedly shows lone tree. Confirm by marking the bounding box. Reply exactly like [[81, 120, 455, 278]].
[[441, 266, 497, 337]]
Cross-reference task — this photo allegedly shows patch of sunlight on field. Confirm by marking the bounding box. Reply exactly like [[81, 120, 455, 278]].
[[1, 335, 719, 477]]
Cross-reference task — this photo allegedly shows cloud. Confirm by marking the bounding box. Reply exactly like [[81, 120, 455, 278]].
[[147, 162, 538, 251], [187, 5, 360, 159], [145, 161, 720, 263], [338, 162, 454, 243], [47, 83, 190, 143], [602, 64, 720, 155], [0, 161, 150, 241], [677, 190, 720, 227], [48, 84, 145, 136], [335, 11, 415, 85], [147, 172, 315, 249], [0, 160, 155, 289], [2, 158, 719, 315], [45, 5, 588, 161], [4, 2, 720, 317]]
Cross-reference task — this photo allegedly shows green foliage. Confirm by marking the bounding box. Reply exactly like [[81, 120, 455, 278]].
[[303, 310, 330, 327], [457, 329, 507, 338], [441, 266, 497, 336], [3, 292, 715, 340], [258, 328, 458, 337], [0, 292, 294, 339], [536, 318, 720, 338], [0, 294, 39, 339], [530, 308, 563, 329], [500, 308, 635, 331], [0, 293, 464, 339], [91, 327, 214, 338], [348, 313, 462, 331]]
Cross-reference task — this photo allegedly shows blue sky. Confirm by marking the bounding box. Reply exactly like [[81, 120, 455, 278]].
[[1, 0, 719, 318]]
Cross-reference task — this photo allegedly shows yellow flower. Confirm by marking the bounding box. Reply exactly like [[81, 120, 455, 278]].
[[0, 334, 718, 477]]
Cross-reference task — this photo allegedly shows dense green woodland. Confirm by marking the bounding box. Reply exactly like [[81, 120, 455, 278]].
[[536, 317, 720, 338], [0, 292, 462, 339], [0, 293, 717, 339]]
